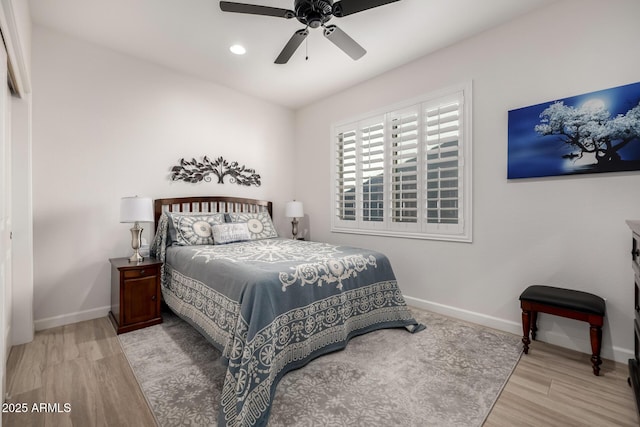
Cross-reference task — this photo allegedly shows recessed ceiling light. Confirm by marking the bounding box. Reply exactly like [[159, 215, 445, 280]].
[[229, 44, 246, 55]]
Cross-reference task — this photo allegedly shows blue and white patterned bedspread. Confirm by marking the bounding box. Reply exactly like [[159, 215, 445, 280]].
[[152, 219, 423, 427]]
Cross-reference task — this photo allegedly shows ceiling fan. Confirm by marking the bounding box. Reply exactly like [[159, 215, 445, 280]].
[[219, 0, 401, 64]]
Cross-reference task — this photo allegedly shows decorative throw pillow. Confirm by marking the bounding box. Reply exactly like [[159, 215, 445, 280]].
[[166, 212, 225, 246], [212, 223, 251, 245], [228, 212, 278, 240]]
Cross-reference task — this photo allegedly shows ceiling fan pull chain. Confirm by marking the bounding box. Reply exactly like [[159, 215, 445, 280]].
[[305, 37, 309, 61]]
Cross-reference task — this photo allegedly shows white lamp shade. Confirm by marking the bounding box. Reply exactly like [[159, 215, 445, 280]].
[[120, 196, 154, 223], [285, 201, 304, 218]]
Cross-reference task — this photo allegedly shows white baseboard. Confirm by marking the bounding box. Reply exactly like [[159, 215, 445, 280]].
[[34, 306, 111, 331], [404, 295, 633, 364]]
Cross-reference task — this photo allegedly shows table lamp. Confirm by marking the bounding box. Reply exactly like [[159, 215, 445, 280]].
[[285, 200, 304, 240], [120, 196, 154, 262]]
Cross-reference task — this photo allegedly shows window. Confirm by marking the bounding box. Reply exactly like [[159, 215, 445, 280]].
[[332, 83, 472, 242]]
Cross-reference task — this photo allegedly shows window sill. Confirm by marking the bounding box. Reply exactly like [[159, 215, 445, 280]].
[[331, 226, 472, 243]]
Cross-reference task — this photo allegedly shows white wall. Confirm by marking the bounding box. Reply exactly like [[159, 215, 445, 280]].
[[294, 0, 640, 363], [31, 27, 296, 329]]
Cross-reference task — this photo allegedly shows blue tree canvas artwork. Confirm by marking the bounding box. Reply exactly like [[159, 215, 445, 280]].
[[508, 81, 640, 179]]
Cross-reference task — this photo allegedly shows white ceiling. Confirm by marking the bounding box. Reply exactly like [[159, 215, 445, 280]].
[[29, 0, 557, 109]]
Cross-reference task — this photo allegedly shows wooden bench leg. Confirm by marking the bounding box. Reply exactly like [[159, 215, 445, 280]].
[[530, 311, 538, 340], [521, 309, 531, 354], [590, 323, 603, 376]]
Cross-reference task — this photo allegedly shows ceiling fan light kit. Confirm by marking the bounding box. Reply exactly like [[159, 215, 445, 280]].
[[219, 0, 401, 64], [229, 44, 247, 55]]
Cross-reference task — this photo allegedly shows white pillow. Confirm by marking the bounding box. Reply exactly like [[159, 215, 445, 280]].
[[212, 222, 251, 245]]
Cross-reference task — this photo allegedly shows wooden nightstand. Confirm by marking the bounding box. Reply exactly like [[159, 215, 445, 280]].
[[109, 257, 163, 334]]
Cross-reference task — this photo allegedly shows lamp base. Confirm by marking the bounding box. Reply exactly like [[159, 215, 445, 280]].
[[129, 250, 144, 263], [129, 222, 145, 263], [291, 218, 299, 240]]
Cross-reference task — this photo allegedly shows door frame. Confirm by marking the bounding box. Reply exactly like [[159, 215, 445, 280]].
[[0, 0, 33, 350]]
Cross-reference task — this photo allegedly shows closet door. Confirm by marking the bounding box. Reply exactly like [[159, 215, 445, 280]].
[[0, 41, 9, 397]]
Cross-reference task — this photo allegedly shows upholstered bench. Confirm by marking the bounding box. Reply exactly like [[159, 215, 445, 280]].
[[519, 285, 606, 376]]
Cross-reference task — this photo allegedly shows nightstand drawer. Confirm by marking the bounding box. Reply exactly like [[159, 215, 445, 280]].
[[123, 267, 157, 279]]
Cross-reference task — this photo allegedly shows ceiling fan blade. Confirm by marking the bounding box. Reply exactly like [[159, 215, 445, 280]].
[[220, 1, 294, 19], [323, 25, 366, 60], [332, 0, 401, 17], [275, 29, 309, 64]]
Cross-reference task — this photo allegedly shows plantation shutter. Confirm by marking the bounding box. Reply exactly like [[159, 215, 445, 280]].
[[389, 107, 420, 226], [423, 94, 463, 231], [360, 121, 385, 223], [331, 83, 471, 241], [335, 127, 357, 222]]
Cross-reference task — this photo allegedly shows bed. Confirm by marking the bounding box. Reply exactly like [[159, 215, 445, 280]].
[[150, 196, 424, 427]]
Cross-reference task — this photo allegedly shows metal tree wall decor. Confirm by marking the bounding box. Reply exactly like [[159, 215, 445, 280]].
[[170, 156, 261, 186]]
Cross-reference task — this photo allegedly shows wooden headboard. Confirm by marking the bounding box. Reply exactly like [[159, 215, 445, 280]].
[[154, 196, 273, 228]]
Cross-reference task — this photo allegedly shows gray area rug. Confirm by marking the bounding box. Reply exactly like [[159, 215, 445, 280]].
[[118, 307, 522, 427]]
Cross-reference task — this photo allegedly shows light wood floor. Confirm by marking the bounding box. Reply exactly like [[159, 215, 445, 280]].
[[3, 317, 638, 426], [486, 340, 637, 426], [3, 317, 156, 427]]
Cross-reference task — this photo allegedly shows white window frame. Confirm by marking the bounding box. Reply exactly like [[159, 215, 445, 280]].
[[330, 82, 472, 242]]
